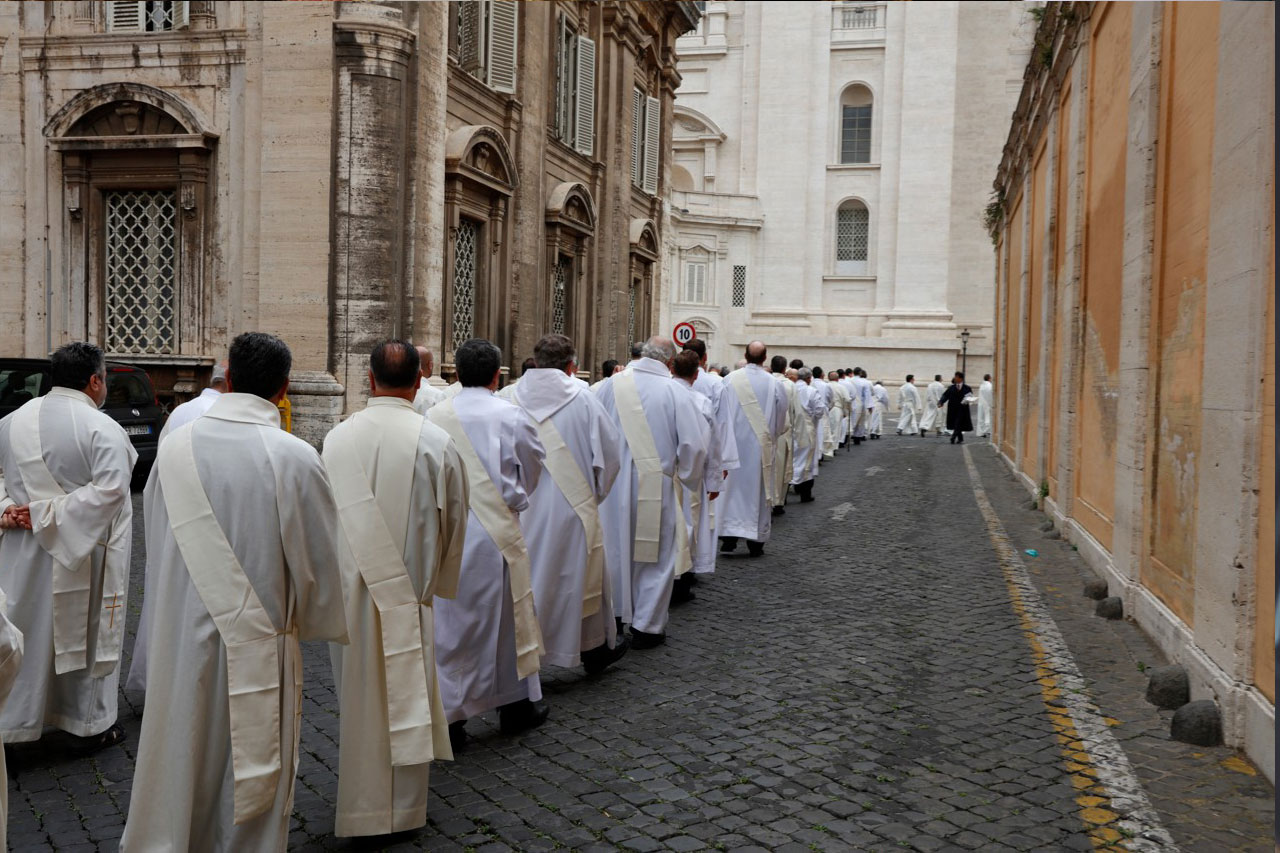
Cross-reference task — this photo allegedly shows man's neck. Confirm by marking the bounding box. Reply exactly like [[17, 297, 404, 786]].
[[371, 389, 416, 403]]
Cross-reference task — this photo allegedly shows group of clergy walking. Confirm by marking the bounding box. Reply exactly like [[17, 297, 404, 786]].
[[0, 334, 991, 852]]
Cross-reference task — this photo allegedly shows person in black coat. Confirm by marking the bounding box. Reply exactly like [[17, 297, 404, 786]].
[[937, 371, 974, 444]]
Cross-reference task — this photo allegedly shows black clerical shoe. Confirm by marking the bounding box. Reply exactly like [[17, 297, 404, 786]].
[[772, 505, 785, 517], [498, 699, 550, 735], [719, 536, 738, 553], [629, 629, 666, 650], [581, 635, 631, 676], [746, 541, 765, 557], [67, 723, 126, 756], [449, 720, 468, 753], [671, 575, 696, 606]]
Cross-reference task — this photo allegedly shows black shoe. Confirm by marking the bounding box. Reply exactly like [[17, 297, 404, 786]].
[[772, 505, 785, 517], [719, 537, 738, 553], [498, 699, 550, 735], [746, 541, 765, 557], [581, 635, 631, 675], [686, 573, 700, 586], [449, 720, 468, 753], [799, 494, 815, 503], [67, 723, 126, 756], [630, 629, 666, 650], [671, 575, 696, 605]]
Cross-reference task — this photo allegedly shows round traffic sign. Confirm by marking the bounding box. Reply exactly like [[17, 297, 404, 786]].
[[672, 322, 697, 345]]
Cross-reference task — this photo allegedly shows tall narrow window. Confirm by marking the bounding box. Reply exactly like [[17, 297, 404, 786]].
[[552, 256, 570, 336], [453, 1, 519, 93], [105, 190, 178, 354], [554, 15, 596, 156], [683, 261, 707, 304], [631, 90, 661, 193], [452, 219, 479, 349], [732, 265, 747, 307], [839, 85, 873, 164], [835, 201, 870, 275], [628, 277, 639, 344]]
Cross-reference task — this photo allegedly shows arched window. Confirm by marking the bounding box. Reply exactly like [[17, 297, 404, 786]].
[[836, 200, 870, 275], [839, 84, 873, 164]]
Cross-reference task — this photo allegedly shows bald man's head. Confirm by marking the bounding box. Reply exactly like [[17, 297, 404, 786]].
[[744, 341, 767, 365], [414, 346, 434, 378]]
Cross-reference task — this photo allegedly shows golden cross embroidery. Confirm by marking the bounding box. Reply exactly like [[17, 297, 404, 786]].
[[105, 594, 122, 629]]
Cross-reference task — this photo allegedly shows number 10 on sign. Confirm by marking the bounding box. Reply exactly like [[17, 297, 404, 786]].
[[673, 322, 697, 345]]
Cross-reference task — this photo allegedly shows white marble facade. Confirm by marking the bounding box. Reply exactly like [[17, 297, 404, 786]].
[[661, 1, 1036, 383]]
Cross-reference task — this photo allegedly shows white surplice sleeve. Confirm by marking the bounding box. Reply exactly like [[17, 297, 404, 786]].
[[503, 407, 546, 513], [673, 391, 710, 493], [432, 437, 470, 601], [586, 395, 622, 502]]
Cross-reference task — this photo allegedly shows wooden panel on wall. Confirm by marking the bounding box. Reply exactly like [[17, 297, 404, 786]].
[[1021, 141, 1047, 482], [1001, 192, 1023, 460], [1073, 0, 1131, 550], [1144, 0, 1219, 626], [1047, 83, 1072, 498]]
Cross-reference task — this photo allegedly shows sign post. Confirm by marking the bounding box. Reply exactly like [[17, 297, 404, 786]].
[[672, 322, 697, 346]]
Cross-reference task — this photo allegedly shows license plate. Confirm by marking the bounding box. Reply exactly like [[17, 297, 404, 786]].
[[125, 424, 151, 436]]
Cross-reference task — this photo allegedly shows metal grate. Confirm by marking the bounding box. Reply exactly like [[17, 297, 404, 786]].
[[732, 265, 747, 307], [628, 279, 638, 344], [837, 204, 869, 262], [841, 104, 872, 164], [552, 257, 569, 336], [105, 190, 177, 354], [452, 219, 478, 350]]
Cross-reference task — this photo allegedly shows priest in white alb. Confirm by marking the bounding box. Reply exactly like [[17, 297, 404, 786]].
[[596, 337, 708, 649], [870, 381, 890, 438], [670, 351, 721, 605], [897, 374, 922, 436], [412, 346, 448, 414], [850, 367, 876, 445], [977, 373, 994, 437], [919, 374, 946, 437], [811, 367, 835, 459], [513, 334, 629, 675], [121, 332, 349, 853], [0, 342, 135, 752], [717, 342, 788, 558], [322, 341, 469, 838], [769, 356, 796, 515], [427, 339, 548, 749], [789, 368, 825, 502]]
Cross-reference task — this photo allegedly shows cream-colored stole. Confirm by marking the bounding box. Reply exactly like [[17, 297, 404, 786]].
[[323, 416, 436, 766], [158, 425, 287, 825], [428, 401, 544, 679], [10, 399, 127, 677], [613, 373, 689, 572], [728, 370, 777, 504], [532, 415, 604, 618]]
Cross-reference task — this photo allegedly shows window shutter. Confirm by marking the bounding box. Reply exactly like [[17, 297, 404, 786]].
[[631, 89, 644, 187], [574, 36, 596, 156], [554, 15, 568, 139], [643, 95, 661, 195], [458, 1, 484, 74], [107, 1, 144, 31], [486, 0, 519, 94], [175, 0, 190, 29]]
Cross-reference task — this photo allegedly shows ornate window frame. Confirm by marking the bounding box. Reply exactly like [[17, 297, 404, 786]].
[[544, 181, 597, 346]]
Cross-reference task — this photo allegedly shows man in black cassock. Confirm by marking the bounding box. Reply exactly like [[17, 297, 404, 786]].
[[937, 371, 974, 445]]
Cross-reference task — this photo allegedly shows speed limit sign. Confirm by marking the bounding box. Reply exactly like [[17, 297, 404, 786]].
[[672, 322, 697, 345]]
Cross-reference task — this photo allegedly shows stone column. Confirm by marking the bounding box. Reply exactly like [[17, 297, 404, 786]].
[[329, 1, 416, 411]]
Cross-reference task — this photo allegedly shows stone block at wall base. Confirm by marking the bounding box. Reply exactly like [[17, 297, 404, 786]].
[[287, 370, 345, 449]]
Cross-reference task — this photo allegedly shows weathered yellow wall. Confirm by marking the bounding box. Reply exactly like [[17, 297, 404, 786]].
[[1022, 142, 1047, 481], [1001, 192, 1023, 459], [1073, 1, 1131, 550], [1255, 157, 1275, 703], [1047, 83, 1072, 498], [1144, 1, 1219, 626]]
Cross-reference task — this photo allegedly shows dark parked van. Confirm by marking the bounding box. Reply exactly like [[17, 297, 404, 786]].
[[0, 358, 166, 474]]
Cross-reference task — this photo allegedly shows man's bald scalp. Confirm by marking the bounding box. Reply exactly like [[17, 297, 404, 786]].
[[744, 340, 767, 365]]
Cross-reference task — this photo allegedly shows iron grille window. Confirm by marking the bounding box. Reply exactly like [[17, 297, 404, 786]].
[[841, 104, 872, 164], [105, 190, 177, 355], [627, 279, 638, 344], [836, 204, 869, 274], [453, 219, 478, 350], [732, 265, 747, 307], [552, 257, 570, 336]]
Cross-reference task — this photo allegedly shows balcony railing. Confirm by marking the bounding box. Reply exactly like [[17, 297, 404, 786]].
[[831, 3, 886, 47]]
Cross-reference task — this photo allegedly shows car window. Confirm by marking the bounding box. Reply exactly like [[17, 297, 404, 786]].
[[0, 368, 46, 409], [105, 372, 152, 408]]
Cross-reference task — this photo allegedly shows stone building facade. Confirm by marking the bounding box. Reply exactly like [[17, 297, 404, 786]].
[[0, 0, 698, 444], [660, 1, 1034, 382], [990, 1, 1274, 779]]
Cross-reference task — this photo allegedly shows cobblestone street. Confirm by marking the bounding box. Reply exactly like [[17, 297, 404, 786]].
[[5, 434, 1273, 852]]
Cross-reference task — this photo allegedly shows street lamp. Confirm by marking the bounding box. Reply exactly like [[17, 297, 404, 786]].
[[959, 328, 970, 376]]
